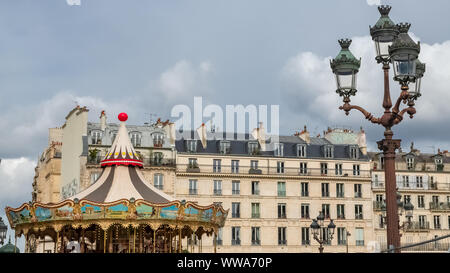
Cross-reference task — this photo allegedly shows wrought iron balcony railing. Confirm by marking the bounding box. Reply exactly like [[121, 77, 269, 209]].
[[429, 202, 450, 211], [404, 221, 430, 231]]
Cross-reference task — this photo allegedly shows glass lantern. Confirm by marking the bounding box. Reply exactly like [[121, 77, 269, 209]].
[[370, 5, 399, 63], [0, 217, 7, 245], [408, 59, 425, 99], [330, 39, 361, 97], [389, 23, 420, 85]]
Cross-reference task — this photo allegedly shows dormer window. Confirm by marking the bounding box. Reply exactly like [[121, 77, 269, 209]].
[[274, 143, 284, 157], [130, 132, 142, 147], [435, 156, 444, 171], [219, 141, 231, 154], [152, 132, 164, 148], [186, 140, 197, 153], [406, 156, 414, 170], [323, 145, 334, 158], [248, 142, 260, 155], [297, 144, 306, 157], [350, 146, 359, 159], [91, 130, 103, 145]]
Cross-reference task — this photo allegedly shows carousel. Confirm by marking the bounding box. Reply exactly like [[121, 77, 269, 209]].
[[5, 112, 228, 253]]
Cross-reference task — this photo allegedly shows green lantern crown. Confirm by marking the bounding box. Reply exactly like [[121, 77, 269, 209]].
[[389, 23, 420, 58], [370, 5, 398, 39], [330, 39, 361, 74]]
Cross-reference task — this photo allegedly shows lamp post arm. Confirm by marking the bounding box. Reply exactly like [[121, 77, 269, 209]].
[[339, 103, 381, 124]]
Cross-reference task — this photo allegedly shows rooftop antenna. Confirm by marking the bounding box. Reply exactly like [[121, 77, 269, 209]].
[[144, 113, 157, 125], [425, 145, 436, 154]]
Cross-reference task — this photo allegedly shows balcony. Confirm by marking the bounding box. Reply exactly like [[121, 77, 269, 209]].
[[216, 239, 223, 246], [143, 158, 176, 167], [231, 239, 241, 246], [404, 221, 430, 232], [252, 189, 260, 195], [251, 240, 261, 246], [213, 189, 222, 196], [301, 240, 310, 246], [232, 190, 240, 195], [189, 189, 198, 195], [301, 214, 310, 219], [277, 191, 286, 197], [373, 201, 385, 211], [337, 215, 345, 220], [278, 240, 287, 246], [356, 240, 365, 246], [429, 202, 450, 211], [87, 156, 103, 165], [232, 213, 240, 218], [354, 192, 362, 198], [186, 163, 200, 173], [176, 164, 371, 177], [251, 213, 260, 219], [336, 192, 345, 198]]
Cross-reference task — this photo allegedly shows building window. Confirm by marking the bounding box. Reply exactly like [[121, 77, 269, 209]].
[[324, 145, 334, 158], [355, 205, 363, 219], [278, 203, 287, 219], [353, 164, 360, 176], [274, 143, 284, 157], [336, 183, 344, 198], [252, 181, 260, 195], [402, 176, 409, 188], [355, 228, 364, 246], [250, 160, 259, 170], [406, 157, 414, 170], [277, 182, 286, 197], [335, 163, 343, 176], [337, 227, 347, 245], [419, 215, 427, 228], [297, 144, 306, 157], [188, 158, 198, 169], [321, 183, 329, 197], [277, 161, 285, 174], [417, 195, 425, 208], [301, 182, 309, 197], [354, 184, 362, 198], [189, 179, 197, 195], [154, 173, 164, 190], [278, 227, 287, 245], [186, 140, 197, 153], [213, 180, 222, 195], [252, 203, 260, 218], [432, 195, 439, 205], [435, 157, 444, 171], [301, 204, 310, 219], [231, 160, 239, 173], [91, 130, 102, 145], [232, 203, 240, 218], [337, 204, 345, 219], [219, 141, 231, 154], [320, 163, 328, 175], [404, 195, 411, 205], [130, 132, 142, 147], [434, 215, 441, 229], [232, 180, 240, 195], [416, 176, 423, 188], [350, 146, 359, 159], [216, 228, 223, 246], [248, 142, 260, 155], [301, 227, 310, 245], [322, 227, 331, 245], [299, 162, 308, 174], [322, 204, 330, 219], [251, 227, 261, 245], [213, 159, 221, 173], [231, 227, 241, 245], [152, 132, 164, 147], [90, 172, 100, 185]]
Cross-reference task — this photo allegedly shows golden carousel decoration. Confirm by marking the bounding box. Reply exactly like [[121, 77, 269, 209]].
[[5, 112, 228, 253]]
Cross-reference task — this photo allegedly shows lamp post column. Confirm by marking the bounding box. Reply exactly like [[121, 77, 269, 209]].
[[378, 130, 401, 252]]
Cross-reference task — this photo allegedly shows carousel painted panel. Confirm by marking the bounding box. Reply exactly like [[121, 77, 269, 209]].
[[105, 203, 128, 219], [81, 204, 104, 219], [200, 208, 214, 222], [159, 204, 178, 220], [35, 206, 52, 222], [54, 205, 74, 220], [8, 208, 32, 225], [183, 205, 200, 221], [136, 204, 156, 219]]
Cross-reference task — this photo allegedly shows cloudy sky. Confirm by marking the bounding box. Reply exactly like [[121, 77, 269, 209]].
[[1, 0, 450, 250]]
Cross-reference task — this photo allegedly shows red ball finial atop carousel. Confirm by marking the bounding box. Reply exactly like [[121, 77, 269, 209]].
[[118, 112, 128, 122]]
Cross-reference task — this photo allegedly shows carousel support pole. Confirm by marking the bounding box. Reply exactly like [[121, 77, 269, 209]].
[[81, 229, 85, 253], [128, 227, 131, 253], [133, 227, 136, 253], [14, 235, 17, 253], [61, 228, 65, 253], [43, 234, 46, 253], [103, 229, 107, 253], [214, 232, 217, 254], [179, 228, 182, 253], [55, 231, 59, 253], [169, 233, 172, 253], [153, 229, 156, 253], [108, 227, 113, 253]]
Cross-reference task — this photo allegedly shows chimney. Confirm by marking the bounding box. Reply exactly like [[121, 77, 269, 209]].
[[252, 122, 266, 151], [100, 110, 107, 131], [357, 127, 367, 155], [297, 125, 310, 144], [196, 123, 207, 149], [164, 121, 176, 146]]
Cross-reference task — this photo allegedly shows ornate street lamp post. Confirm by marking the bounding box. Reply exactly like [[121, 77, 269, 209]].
[[0, 217, 7, 245], [330, 5, 424, 253], [310, 212, 336, 253]]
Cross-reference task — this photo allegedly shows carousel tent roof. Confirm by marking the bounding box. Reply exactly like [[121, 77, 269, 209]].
[[70, 112, 174, 203]]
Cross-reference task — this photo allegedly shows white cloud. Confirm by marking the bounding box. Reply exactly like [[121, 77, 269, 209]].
[[366, 0, 381, 6], [280, 35, 450, 149], [153, 60, 213, 102]]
